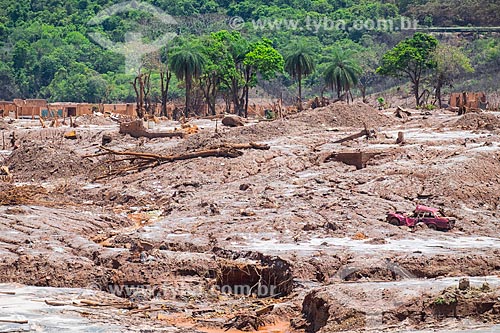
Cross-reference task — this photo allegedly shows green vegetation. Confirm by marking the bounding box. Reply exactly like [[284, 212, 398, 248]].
[[377, 33, 438, 106], [284, 43, 315, 110], [434, 294, 457, 306], [0, 0, 498, 108], [324, 48, 362, 102], [170, 43, 205, 117], [432, 44, 474, 108]]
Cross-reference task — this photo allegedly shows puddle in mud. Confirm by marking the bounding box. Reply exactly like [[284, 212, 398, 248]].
[[81, 183, 102, 190], [335, 275, 500, 291], [232, 235, 500, 255], [393, 130, 487, 142]]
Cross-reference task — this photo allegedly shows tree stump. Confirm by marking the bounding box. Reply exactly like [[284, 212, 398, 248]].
[[396, 131, 405, 144]]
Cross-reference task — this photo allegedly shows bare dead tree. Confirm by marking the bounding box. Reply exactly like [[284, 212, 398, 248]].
[[131, 66, 153, 119], [159, 50, 172, 118], [132, 70, 145, 119], [143, 70, 152, 115]]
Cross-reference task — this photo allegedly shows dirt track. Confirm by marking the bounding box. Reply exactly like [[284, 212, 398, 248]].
[[0, 104, 499, 332]]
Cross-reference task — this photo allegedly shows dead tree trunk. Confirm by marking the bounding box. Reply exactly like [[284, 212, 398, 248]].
[[143, 71, 152, 116], [132, 73, 146, 119], [160, 60, 172, 118]]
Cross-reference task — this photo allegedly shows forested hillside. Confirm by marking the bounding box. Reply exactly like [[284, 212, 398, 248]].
[[0, 0, 499, 104]]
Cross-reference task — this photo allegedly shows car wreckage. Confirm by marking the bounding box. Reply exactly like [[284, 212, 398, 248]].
[[387, 205, 456, 231]]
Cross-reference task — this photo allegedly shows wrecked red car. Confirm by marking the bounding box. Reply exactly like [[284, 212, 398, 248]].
[[387, 205, 455, 231]]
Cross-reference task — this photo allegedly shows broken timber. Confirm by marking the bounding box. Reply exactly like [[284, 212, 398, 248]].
[[333, 124, 376, 144], [215, 142, 270, 150], [86, 142, 270, 179], [395, 106, 411, 119], [119, 120, 184, 139], [98, 146, 244, 162]]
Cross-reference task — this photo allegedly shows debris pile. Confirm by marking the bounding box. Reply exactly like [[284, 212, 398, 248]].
[[436, 153, 500, 208], [6, 142, 95, 181], [74, 114, 115, 126], [453, 112, 500, 130], [295, 101, 394, 128]]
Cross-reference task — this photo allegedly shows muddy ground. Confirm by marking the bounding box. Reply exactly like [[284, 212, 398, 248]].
[[0, 103, 499, 332]]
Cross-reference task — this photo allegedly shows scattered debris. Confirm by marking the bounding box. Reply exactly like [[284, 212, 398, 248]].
[[454, 112, 500, 130], [223, 314, 264, 331], [352, 232, 368, 240], [239, 183, 251, 191], [86, 143, 269, 179], [64, 130, 77, 140], [1, 99, 500, 333]]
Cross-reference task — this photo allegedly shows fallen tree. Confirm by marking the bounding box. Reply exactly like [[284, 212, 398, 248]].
[[215, 142, 270, 150], [333, 124, 376, 144], [85, 142, 270, 180]]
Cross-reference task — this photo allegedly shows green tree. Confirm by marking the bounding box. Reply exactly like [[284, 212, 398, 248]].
[[0, 62, 19, 100], [199, 32, 237, 116], [242, 39, 284, 117], [284, 43, 315, 110], [432, 44, 474, 108], [209, 32, 283, 117], [324, 48, 362, 102], [44, 63, 108, 103], [376, 32, 438, 106], [211, 30, 249, 116], [169, 43, 205, 118]]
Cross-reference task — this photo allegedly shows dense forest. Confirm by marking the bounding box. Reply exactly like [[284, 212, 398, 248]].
[[0, 0, 499, 106]]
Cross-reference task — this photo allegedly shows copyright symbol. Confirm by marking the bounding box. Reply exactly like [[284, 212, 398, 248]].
[[229, 16, 245, 30]]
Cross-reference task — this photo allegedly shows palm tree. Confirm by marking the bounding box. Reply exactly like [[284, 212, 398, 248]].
[[284, 45, 315, 110], [324, 48, 362, 102], [170, 45, 205, 118]]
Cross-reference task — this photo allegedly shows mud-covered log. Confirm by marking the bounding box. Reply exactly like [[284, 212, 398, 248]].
[[98, 146, 243, 162], [218, 142, 270, 150], [119, 120, 184, 139], [222, 115, 244, 127], [333, 130, 369, 144]]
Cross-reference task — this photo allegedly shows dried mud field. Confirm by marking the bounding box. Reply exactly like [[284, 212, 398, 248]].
[[1, 103, 500, 333]]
